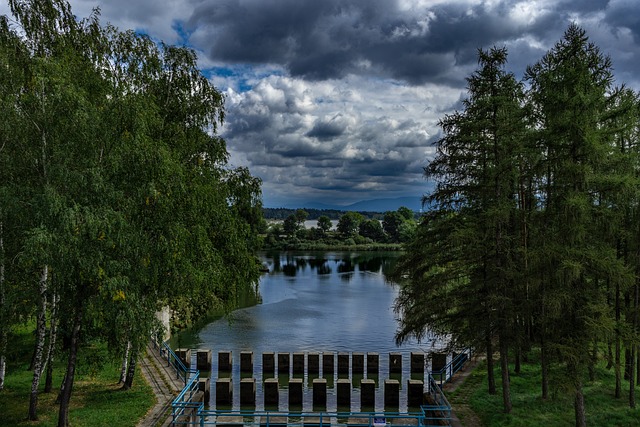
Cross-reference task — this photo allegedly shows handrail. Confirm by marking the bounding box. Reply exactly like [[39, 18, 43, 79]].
[[153, 341, 202, 426], [158, 341, 197, 385], [420, 349, 472, 427], [198, 410, 426, 426], [431, 349, 471, 387]]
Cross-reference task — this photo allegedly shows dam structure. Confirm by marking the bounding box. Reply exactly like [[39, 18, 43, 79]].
[[166, 345, 468, 426]]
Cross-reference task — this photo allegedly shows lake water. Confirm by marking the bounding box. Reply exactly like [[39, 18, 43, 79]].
[[174, 251, 441, 412]]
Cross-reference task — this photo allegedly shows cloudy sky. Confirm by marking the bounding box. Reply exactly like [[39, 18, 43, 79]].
[[3, 1, 639, 208]]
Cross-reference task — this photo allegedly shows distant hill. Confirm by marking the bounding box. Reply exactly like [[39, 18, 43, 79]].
[[342, 196, 423, 212], [265, 196, 427, 217]]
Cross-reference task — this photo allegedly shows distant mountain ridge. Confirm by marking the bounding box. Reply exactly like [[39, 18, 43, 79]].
[[268, 196, 424, 213]]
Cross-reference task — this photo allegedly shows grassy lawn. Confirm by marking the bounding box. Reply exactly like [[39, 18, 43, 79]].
[[448, 352, 640, 426], [0, 325, 155, 427]]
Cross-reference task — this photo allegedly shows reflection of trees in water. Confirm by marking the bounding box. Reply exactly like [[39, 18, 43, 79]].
[[337, 259, 354, 274], [308, 256, 331, 274], [282, 263, 297, 276], [340, 272, 353, 283], [317, 264, 332, 275], [356, 256, 383, 273], [263, 252, 400, 280]]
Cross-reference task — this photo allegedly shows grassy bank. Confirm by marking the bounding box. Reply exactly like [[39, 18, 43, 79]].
[[448, 351, 640, 426], [0, 325, 155, 427]]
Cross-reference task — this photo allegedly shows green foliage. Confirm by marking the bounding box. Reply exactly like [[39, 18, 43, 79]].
[[359, 219, 385, 241], [449, 354, 640, 427], [337, 211, 365, 237], [317, 216, 332, 234], [395, 26, 640, 424], [283, 214, 299, 237], [263, 207, 416, 250], [0, 325, 154, 426], [0, 0, 263, 423]]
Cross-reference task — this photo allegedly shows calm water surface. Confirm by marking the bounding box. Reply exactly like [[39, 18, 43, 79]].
[[175, 251, 440, 412]]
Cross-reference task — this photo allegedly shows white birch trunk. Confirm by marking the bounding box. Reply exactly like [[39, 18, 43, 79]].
[[28, 265, 48, 420], [119, 341, 131, 384], [0, 221, 6, 391], [43, 291, 58, 392], [123, 346, 138, 390]]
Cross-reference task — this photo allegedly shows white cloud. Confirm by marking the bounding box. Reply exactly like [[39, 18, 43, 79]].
[[220, 73, 458, 206], [3, 0, 638, 207]]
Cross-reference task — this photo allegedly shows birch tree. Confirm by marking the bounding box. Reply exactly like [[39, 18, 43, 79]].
[[3, 1, 263, 425]]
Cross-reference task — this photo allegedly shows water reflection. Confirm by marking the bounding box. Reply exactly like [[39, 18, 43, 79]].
[[264, 251, 399, 282]]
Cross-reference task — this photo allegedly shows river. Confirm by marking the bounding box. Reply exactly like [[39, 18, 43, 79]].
[[172, 251, 442, 412]]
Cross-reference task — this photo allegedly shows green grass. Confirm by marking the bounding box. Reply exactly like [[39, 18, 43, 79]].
[[0, 325, 155, 427], [448, 352, 640, 426]]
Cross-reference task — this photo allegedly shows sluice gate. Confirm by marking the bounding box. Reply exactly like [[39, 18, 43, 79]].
[[156, 342, 469, 426]]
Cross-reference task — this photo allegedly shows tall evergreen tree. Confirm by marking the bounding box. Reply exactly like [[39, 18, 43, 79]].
[[395, 47, 527, 412], [524, 24, 633, 424]]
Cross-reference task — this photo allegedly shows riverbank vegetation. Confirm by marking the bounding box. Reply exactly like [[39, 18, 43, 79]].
[[263, 207, 416, 250], [394, 25, 640, 426], [0, 1, 262, 425]]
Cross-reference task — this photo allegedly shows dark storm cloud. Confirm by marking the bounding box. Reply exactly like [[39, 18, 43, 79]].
[[186, 0, 522, 85], [188, 0, 640, 88], [306, 118, 348, 140], [68, 0, 640, 207]]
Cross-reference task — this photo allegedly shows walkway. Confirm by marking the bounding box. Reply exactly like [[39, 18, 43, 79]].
[[444, 356, 483, 427], [137, 344, 184, 427]]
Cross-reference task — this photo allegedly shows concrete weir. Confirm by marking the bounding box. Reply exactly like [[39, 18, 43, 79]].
[[293, 352, 305, 375], [278, 352, 290, 374], [322, 352, 334, 375], [263, 352, 275, 374], [312, 378, 327, 409], [215, 378, 232, 405], [175, 348, 191, 368], [241, 351, 253, 373], [308, 353, 320, 374], [194, 350, 439, 413], [218, 351, 232, 372]]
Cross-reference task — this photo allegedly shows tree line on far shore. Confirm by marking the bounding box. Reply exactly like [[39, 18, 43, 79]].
[[263, 207, 417, 249]]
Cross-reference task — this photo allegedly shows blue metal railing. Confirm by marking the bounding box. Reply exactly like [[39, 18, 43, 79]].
[[419, 349, 472, 426], [153, 341, 202, 426], [431, 350, 471, 388], [422, 372, 453, 426], [197, 410, 426, 426], [171, 370, 202, 426], [159, 341, 197, 385]]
